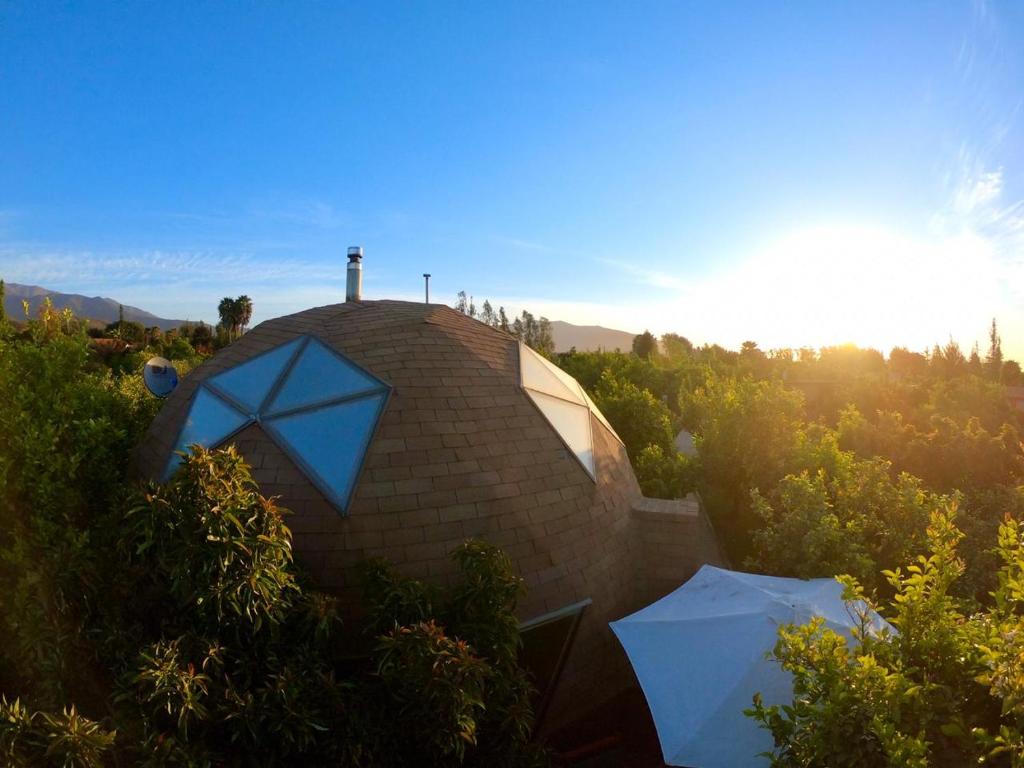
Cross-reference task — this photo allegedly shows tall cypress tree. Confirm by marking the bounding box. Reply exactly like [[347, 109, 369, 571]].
[[986, 318, 1003, 381]]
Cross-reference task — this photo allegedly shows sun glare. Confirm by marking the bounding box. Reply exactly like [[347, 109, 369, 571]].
[[676, 222, 1010, 356]]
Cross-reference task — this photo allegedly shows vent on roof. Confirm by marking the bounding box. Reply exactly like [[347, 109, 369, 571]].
[[346, 246, 363, 302]]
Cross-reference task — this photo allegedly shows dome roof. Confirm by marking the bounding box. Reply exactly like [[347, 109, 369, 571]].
[[135, 299, 673, 730], [140, 300, 633, 520]]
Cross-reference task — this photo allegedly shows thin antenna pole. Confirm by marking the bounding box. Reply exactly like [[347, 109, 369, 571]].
[[423, 274, 431, 303]]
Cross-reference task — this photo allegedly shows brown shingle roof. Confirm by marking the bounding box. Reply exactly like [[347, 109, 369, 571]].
[[135, 299, 668, 732]]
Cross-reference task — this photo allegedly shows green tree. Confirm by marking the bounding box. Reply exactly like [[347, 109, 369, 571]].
[[632, 330, 657, 359], [237, 295, 253, 334], [592, 369, 674, 458], [512, 310, 554, 357], [682, 373, 805, 563], [189, 321, 212, 349], [217, 297, 241, 339], [0, 311, 158, 708], [748, 506, 1013, 768], [1002, 360, 1023, 386], [634, 444, 694, 499], [661, 332, 693, 360], [987, 318, 1003, 381], [749, 434, 941, 592], [480, 300, 497, 327], [105, 319, 145, 343]]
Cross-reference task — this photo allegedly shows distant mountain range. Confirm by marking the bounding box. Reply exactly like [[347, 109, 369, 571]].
[[549, 320, 637, 352], [1, 282, 638, 351], [3, 283, 188, 331]]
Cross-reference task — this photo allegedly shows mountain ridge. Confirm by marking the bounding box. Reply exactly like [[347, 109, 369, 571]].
[[3, 282, 190, 330], [1, 282, 639, 350]]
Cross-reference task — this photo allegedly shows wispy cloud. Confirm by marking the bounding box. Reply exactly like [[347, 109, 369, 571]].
[[489, 235, 558, 254], [597, 258, 688, 290]]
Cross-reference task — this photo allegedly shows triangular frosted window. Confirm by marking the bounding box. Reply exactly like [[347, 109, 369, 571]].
[[267, 337, 381, 415], [581, 388, 624, 445], [165, 386, 252, 478], [519, 344, 623, 481], [528, 390, 596, 480], [206, 336, 303, 413], [520, 344, 585, 405], [264, 392, 388, 509]]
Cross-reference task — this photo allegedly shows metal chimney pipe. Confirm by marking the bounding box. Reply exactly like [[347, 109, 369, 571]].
[[423, 273, 431, 303], [346, 246, 363, 302]]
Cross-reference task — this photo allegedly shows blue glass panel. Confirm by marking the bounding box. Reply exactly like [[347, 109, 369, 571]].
[[266, 338, 381, 415], [164, 387, 251, 478], [264, 392, 386, 508], [206, 336, 303, 413]]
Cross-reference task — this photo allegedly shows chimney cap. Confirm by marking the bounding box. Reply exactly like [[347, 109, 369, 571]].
[[347, 246, 363, 262]]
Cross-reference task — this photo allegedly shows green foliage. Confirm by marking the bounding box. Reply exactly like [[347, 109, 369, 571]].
[[661, 332, 693, 360], [592, 369, 674, 457], [104, 319, 145, 343], [748, 617, 932, 768], [110, 451, 545, 766], [749, 433, 942, 591], [217, 295, 253, 340], [632, 330, 657, 359], [160, 333, 195, 361], [359, 542, 546, 767], [127, 446, 299, 633], [455, 292, 554, 356], [375, 622, 490, 764], [634, 444, 695, 499], [682, 373, 805, 562], [0, 696, 116, 768], [748, 507, 1021, 767], [1, 309, 547, 766], [0, 306, 158, 707]]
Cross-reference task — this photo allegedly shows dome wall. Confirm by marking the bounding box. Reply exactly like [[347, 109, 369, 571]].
[[137, 301, 651, 729]]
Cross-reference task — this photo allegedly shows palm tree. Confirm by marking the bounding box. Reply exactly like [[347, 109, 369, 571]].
[[237, 296, 253, 335], [218, 297, 238, 339]]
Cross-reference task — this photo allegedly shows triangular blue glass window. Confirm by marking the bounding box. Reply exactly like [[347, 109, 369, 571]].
[[266, 337, 381, 416], [206, 336, 303, 413], [164, 334, 390, 513], [164, 386, 252, 479], [263, 392, 389, 510]]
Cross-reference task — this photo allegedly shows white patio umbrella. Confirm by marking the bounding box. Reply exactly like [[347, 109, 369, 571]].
[[610, 565, 890, 768]]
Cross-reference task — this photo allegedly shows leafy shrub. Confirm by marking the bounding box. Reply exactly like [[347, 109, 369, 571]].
[[634, 444, 695, 499], [0, 304, 157, 707], [748, 435, 942, 592], [591, 369, 675, 457], [748, 506, 1020, 767], [0, 697, 115, 768], [126, 446, 299, 633], [359, 542, 547, 767], [681, 373, 806, 562]]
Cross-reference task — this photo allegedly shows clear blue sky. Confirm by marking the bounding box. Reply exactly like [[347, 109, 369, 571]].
[[3, 2, 1023, 355]]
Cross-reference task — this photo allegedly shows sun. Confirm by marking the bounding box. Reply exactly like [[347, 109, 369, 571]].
[[692, 222, 1006, 355]]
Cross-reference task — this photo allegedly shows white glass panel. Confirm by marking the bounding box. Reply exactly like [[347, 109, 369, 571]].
[[581, 388, 624, 446], [520, 344, 584, 405], [264, 392, 386, 509], [165, 387, 251, 478], [206, 336, 303, 413], [267, 338, 381, 415], [527, 390, 595, 479]]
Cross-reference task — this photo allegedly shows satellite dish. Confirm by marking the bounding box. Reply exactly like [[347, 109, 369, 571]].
[[144, 356, 179, 398]]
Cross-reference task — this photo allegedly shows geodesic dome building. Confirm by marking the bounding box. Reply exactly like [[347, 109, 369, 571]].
[[137, 297, 721, 730]]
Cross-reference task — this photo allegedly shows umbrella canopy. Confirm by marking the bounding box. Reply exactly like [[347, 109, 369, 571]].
[[610, 565, 889, 768]]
